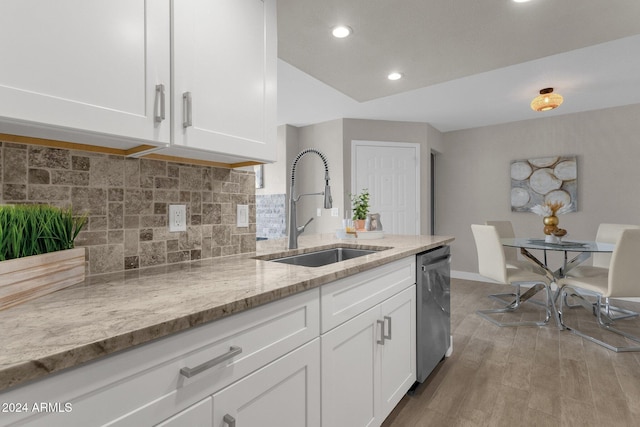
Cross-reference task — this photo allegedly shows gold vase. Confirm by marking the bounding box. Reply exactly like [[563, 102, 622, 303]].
[[543, 215, 559, 235]]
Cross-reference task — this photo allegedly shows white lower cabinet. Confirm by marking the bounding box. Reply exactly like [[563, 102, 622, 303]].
[[211, 339, 320, 427], [154, 339, 320, 427], [322, 304, 380, 427], [155, 397, 212, 427], [321, 285, 416, 427], [0, 289, 319, 427], [0, 256, 418, 427], [379, 287, 417, 418]]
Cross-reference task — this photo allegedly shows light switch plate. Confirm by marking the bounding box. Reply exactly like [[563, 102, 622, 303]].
[[169, 204, 187, 232], [317, 208, 322, 217], [237, 204, 249, 227], [331, 207, 339, 217]]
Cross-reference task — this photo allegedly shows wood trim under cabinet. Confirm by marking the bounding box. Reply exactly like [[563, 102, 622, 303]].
[[0, 132, 152, 156], [0, 133, 262, 169], [143, 153, 262, 169]]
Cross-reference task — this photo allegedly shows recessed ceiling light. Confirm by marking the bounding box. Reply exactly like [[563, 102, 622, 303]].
[[387, 72, 403, 81], [331, 25, 352, 38], [512, 0, 532, 3]]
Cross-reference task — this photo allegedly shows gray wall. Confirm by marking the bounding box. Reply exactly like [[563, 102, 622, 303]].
[[256, 125, 299, 196], [289, 118, 442, 236], [297, 119, 345, 234], [437, 103, 640, 275]]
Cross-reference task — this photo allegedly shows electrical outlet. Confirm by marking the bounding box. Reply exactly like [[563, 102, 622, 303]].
[[317, 208, 322, 217], [237, 204, 249, 227], [169, 205, 187, 232], [331, 207, 339, 217]]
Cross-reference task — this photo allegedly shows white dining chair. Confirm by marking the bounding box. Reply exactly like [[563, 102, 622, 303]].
[[472, 224, 559, 327], [557, 228, 640, 352], [485, 220, 548, 305], [486, 220, 518, 266], [568, 223, 640, 320]]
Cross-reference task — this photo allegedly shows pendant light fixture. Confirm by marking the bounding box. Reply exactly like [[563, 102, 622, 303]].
[[530, 88, 563, 112]]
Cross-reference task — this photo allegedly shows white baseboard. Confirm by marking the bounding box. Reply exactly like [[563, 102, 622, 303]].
[[451, 270, 499, 283], [452, 270, 541, 291]]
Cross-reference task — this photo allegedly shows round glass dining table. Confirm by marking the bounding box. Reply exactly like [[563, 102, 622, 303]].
[[501, 238, 615, 280]]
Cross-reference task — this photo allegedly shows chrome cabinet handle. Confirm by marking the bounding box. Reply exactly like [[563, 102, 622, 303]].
[[377, 319, 385, 345], [383, 316, 392, 341], [182, 91, 192, 128], [154, 84, 165, 123], [179, 346, 242, 378], [223, 414, 236, 427]]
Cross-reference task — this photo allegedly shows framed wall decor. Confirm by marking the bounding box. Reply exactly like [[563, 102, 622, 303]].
[[510, 155, 577, 212]]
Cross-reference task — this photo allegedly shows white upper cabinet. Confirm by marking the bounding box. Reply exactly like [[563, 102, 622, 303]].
[[0, 0, 276, 164], [0, 0, 171, 148], [171, 0, 277, 163]]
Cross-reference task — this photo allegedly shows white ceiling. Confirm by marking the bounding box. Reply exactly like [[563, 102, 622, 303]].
[[276, 0, 640, 132]]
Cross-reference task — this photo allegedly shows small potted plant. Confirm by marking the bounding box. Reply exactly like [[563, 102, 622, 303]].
[[350, 189, 370, 230], [0, 204, 87, 310]]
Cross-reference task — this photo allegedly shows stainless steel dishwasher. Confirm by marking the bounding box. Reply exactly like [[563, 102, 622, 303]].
[[416, 245, 451, 383]]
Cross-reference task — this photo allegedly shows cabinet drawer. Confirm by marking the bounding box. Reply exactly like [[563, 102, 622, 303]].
[[1, 289, 319, 427], [320, 257, 415, 333]]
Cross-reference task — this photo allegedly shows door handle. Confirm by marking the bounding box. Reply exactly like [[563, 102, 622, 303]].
[[182, 91, 192, 128], [377, 319, 385, 345], [383, 316, 392, 341], [223, 414, 236, 427], [154, 84, 165, 123], [179, 346, 242, 378]]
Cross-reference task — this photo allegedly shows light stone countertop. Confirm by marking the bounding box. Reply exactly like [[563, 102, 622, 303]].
[[0, 233, 454, 392]]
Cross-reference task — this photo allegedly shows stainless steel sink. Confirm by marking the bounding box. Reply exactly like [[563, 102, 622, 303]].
[[264, 247, 386, 267]]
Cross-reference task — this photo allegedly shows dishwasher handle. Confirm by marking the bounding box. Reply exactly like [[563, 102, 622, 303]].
[[420, 254, 451, 271]]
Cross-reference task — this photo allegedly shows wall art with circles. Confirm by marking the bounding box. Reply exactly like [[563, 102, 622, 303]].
[[510, 156, 577, 212]]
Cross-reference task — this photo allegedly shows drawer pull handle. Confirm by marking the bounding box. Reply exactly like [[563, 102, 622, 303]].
[[377, 319, 385, 345], [180, 346, 242, 378], [383, 316, 392, 341], [223, 414, 236, 427]]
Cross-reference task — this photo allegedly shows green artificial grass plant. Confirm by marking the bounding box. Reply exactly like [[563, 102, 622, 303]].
[[0, 205, 87, 261]]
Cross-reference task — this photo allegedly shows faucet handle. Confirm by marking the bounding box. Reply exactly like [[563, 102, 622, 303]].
[[297, 217, 314, 233]]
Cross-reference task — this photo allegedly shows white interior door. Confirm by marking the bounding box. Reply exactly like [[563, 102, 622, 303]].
[[352, 141, 420, 235]]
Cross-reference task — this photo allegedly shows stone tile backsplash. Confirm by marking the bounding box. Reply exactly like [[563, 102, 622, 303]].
[[0, 140, 256, 275], [256, 194, 286, 239]]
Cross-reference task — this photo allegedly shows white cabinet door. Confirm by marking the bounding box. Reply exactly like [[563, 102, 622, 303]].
[[0, 0, 171, 145], [172, 0, 276, 162], [321, 285, 416, 427], [379, 286, 416, 418], [213, 339, 320, 427], [155, 397, 211, 427], [321, 306, 381, 427]]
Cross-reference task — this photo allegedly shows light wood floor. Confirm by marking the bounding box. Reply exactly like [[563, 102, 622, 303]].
[[382, 278, 640, 427]]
